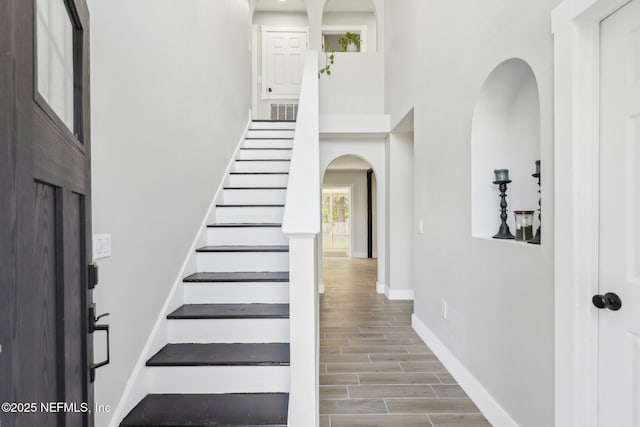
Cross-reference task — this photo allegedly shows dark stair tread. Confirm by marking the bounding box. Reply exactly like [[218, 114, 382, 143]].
[[208, 223, 282, 228], [146, 343, 290, 366], [183, 272, 289, 283], [253, 119, 296, 122], [216, 204, 285, 207], [207, 223, 282, 228], [120, 393, 289, 427], [196, 246, 288, 253], [235, 159, 291, 162], [229, 172, 289, 175], [168, 304, 289, 319], [240, 147, 292, 150], [223, 187, 287, 190], [245, 138, 294, 140]]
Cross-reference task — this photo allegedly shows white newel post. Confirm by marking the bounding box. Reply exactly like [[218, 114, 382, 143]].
[[287, 235, 319, 427]]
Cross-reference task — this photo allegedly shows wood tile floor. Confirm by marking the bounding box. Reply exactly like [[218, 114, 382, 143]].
[[320, 257, 491, 427]]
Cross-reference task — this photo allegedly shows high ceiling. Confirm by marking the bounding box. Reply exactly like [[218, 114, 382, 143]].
[[323, 0, 376, 13], [253, 0, 376, 14], [254, 0, 307, 13]]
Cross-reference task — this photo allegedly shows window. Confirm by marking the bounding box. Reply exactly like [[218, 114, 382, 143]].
[[36, 0, 76, 133], [322, 26, 367, 53]]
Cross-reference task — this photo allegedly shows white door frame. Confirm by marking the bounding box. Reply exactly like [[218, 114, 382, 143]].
[[260, 26, 309, 100], [552, 0, 632, 426]]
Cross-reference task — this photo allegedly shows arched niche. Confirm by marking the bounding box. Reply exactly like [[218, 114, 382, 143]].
[[321, 0, 377, 53], [471, 58, 541, 240]]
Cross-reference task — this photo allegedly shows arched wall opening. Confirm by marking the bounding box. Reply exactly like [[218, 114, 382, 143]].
[[322, 155, 377, 259], [319, 146, 386, 294], [471, 58, 541, 240], [321, 0, 378, 53]]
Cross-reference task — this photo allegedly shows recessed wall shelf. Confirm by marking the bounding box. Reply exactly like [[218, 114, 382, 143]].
[[471, 58, 541, 240]]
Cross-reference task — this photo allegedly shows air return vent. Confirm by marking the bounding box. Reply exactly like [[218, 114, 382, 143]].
[[270, 104, 298, 121]]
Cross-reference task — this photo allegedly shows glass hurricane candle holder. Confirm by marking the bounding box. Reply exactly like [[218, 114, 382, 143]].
[[514, 210, 535, 241]]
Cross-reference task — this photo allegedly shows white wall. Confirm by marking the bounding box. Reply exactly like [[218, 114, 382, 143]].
[[385, 1, 557, 426], [88, 1, 251, 425], [386, 131, 414, 299], [323, 169, 376, 258]]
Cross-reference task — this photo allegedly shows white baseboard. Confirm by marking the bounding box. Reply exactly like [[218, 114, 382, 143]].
[[384, 285, 414, 300], [411, 314, 519, 427], [319, 282, 325, 294], [350, 251, 367, 259], [376, 282, 385, 294], [107, 118, 252, 427]]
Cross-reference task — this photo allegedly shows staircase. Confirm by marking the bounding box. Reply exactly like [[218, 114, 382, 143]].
[[121, 120, 296, 427]]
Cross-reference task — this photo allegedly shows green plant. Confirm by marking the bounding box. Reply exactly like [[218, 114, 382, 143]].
[[319, 42, 335, 77], [337, 32, 361, 52]]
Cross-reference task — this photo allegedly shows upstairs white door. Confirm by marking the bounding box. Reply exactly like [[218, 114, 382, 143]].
[[598, 1, 640, 425], [262, 28, 307, 99]]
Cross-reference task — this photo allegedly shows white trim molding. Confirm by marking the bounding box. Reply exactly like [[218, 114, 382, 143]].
[[552, 1, 631, 426], [375, 281, 385, 294], [412, 314, 518, 427]]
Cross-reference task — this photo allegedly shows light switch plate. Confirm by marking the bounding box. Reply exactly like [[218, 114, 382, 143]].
[[93, 234, 112, 259]]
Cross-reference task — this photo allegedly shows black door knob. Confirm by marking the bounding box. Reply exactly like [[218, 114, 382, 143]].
[[268, 87, 273, 93], [592, 292, 622, 311]]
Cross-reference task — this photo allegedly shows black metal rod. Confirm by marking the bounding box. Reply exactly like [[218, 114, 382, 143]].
[[367, 169, 373, 258]]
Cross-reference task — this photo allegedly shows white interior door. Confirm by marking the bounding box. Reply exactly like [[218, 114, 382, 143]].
[[263, 29, 307, 99], [598, 1, 640, 425]]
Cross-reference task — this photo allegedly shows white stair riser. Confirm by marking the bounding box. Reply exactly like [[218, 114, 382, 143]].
[[184, 282, 290, 304], [233, 161, 290, 173], [196, 251, 289, 272], [207, 227, 288, 246], [243, 139, 294, 149], [227, 174, 289, 188], [247, 130, 294, 139], [250, 122, 296, 130], [215, 206, 284, 223], [147, 366, 290, 394], [221, 189, 286, 205], [168, 319, 290, 343], [238, 150, 292, 160]]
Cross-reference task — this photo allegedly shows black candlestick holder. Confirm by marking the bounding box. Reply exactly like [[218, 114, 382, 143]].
[[493, 179, 515, 239], [528, 161, 541, 244]]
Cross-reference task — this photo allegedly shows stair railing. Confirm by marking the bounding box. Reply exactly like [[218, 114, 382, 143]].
[[281, 50, 320, 427]]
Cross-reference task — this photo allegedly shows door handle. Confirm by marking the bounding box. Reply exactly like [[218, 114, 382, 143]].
[[89, 303, 111, 382], [268, 87, 273, 93], [592, 292, 622, 311]]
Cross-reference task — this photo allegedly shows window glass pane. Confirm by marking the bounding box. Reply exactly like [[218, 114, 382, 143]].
[[36, 0, 75, 132]]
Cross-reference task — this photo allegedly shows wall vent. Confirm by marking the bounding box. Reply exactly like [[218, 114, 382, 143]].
[[270, 103, 298, 121]]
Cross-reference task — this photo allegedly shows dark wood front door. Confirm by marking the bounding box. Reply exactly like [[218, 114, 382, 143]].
[[0, 0, 93, 426]]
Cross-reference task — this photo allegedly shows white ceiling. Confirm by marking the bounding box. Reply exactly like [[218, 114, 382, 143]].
[[323, 0, 376, 13], [326, 155, 372, 171], [253, 0, 376, 14], [254, 0, 307, 13]]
